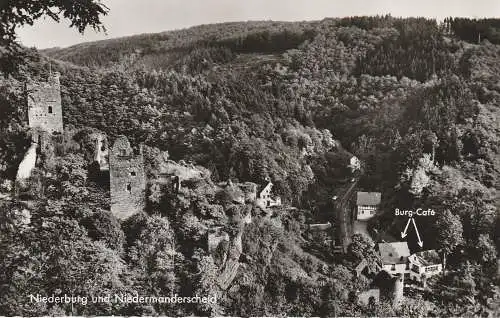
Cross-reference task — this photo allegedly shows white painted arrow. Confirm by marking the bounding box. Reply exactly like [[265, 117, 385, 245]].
[[400, 218, 412, 238], [412, 218, 423, 247]]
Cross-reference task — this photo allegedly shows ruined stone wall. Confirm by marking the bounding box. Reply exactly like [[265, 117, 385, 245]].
[[90, 133, 109, 171], [16, 143, 37, 182], [391, 273, 404, 305], [217, 231, 243, 290], [160, 160, 207, 180], [27, 73, 63, 134], [238, 182, 257, 202], [109, 136, 146, 219]]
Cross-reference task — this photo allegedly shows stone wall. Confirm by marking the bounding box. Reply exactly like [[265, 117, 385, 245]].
[[90, 133, 109, 171], [27, 73, 63, 134], [392, 273, 404, 305], [16, 143, 37, 182], [217, 232, 243, 290], [109, 136, 146, 219], [160, 159, 207, 180]]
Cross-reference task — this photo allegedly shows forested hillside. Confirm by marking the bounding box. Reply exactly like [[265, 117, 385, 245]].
[[0, 16, 499, 316]]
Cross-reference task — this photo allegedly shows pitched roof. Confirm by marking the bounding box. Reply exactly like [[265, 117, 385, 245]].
[[412, 250, 441, 266], [357, 192, 381, 206], [259, 182, 273, 196], [378, 242, 410, 265]]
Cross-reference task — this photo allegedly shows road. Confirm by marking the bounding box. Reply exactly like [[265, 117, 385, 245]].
[[334, 177, 359, 251]]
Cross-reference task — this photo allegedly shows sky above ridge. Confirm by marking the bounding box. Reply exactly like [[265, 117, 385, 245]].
[[17, 0, 500, 49]]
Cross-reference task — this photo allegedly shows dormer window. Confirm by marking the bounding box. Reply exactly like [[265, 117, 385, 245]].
[[48, 106, 53, 114]]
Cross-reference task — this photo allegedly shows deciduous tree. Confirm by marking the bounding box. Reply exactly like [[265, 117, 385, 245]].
[[0, 0, 108, 74]]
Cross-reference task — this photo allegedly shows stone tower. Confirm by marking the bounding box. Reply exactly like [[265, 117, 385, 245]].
[[26, 72, 64, 134], [391, 273, 404, 306], [109, 136, 146, 219]]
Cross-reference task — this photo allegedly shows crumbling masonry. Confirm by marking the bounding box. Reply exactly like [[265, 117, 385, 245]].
[[16, 73, 64, 190], [109, 136, 146, 219], [26, 72, 64, 134]]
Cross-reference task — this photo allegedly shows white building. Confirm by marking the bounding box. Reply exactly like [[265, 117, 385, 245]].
[[378, 242, 410, 276], [256, 182, 281, 209], [349, 156, 361, 172], [408, 250, 443, 284], [356, 192, 382, 220]]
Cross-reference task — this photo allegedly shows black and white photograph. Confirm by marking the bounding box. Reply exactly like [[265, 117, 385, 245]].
[[0, 0, 499, 317]]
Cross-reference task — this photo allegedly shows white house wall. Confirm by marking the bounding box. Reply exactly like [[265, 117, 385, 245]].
[[357, 205, 377, 220], [382, 263, 408, 276]]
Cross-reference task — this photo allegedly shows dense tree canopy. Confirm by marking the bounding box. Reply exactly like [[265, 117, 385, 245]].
[[0, 0, 108, 74], [0, 15, 499, 316]]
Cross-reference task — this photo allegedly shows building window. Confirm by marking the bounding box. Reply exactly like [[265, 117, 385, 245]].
[[391, 264, 396, 271], [425, 265, 439, 273], [126, 184, 131, 192], [130, 171, 136, 176], [48, 106, 53, 114], [120, 149, 127, 156], [412, 265, 420, 273]]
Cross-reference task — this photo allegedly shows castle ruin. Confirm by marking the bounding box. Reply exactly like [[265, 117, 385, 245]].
[[26, 72, 64, 135], [109, 136, 146, 219], [90, 132, 109, 171], [15, 73, 64, 195]]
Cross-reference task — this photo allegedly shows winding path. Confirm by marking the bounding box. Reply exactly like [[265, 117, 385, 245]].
[[333, 177, 359, 252]]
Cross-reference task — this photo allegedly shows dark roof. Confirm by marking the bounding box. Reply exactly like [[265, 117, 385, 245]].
[[378, 242, 410, 264], [356, 192, 381, 206], [412, 250, 441, 266]]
